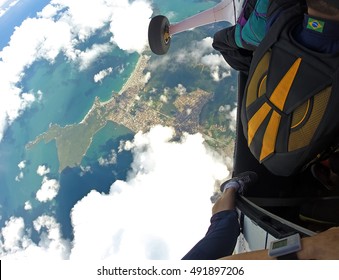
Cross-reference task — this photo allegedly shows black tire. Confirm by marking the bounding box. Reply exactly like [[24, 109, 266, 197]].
[[148, 15, 171, 55]]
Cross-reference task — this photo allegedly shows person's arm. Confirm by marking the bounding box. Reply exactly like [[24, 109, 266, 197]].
[[219, 227, 339, 260]]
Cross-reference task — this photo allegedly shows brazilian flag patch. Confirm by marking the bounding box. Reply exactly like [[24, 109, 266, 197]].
[[307, 18, 325, 32]]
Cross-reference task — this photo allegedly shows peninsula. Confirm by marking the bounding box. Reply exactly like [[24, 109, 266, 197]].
[[26, 54, 223, 172]]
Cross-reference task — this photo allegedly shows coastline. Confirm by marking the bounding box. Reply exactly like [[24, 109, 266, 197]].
[[26, 54, 151, 172], [26, 49, 232, 172], [81, 54, 149, 125]]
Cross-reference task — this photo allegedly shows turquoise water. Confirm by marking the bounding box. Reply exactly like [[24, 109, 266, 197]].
[[0, 39, 137, 233], [0, 0, 222, 239], [153, 0, 217, 21], [0, 49, 137, 229]]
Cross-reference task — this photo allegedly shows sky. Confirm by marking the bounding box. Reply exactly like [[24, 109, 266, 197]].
[[0, 0, 19, 17], [0, 0, 236, 260]]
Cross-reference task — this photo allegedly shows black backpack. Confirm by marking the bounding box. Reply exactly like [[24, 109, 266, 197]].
[[241, 4, 339, 176]]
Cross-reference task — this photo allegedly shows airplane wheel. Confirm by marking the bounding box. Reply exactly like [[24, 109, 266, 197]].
[[148, 15, 171, 55]]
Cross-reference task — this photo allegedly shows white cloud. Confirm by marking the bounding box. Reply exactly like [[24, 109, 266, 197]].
[[24, 201, 32, 211], [36, 90, 43, 101], [15, 160, 26, 181], [17, 160, 26, 170], [51, 0, 113, 42], [15, 171, 24, 182], [0, 0, 153, 141], [94, 67, 113, 83], [33, 215, 70, 258], [218, 104, 237, 131], [0, 215, 70, 259], [189, 38, 232, 81], [117, 64, 125, 75], [79, 165, 92, 177], [36, 165, 50, 176], [98, 149, 117, 166], [0, 16, 72, 141], [36, 176, 60, 202], [70, 125, 229, 260], [149, 37, 231, 82], [0, 217, 25, 252], [228, 106, 237, 131], [1, 125, 231, 260], [201, 53, 231, 81], [37, 2, 59, 19], [78, 43, 113, 70], [175, 84, 187, 95], [160, 95, 168, 103], [144, 71, 151, 84], [109, 0, 153, 53], [0, 0, 19, 17]]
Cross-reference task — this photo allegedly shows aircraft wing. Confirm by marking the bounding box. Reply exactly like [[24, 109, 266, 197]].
[[170, 0, 245, 36]]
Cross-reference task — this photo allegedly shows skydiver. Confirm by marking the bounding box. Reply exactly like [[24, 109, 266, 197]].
[[213, 0, 339, 179], [213, 0, 339, 72], [212, 0, 268, 72], [182, 172, 339, 260]]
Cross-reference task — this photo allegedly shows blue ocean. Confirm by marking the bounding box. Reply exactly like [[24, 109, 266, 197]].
[[0, 0, 218, 241]]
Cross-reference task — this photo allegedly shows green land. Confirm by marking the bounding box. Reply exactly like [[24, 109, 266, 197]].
[[26, 29, 238, 172]]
